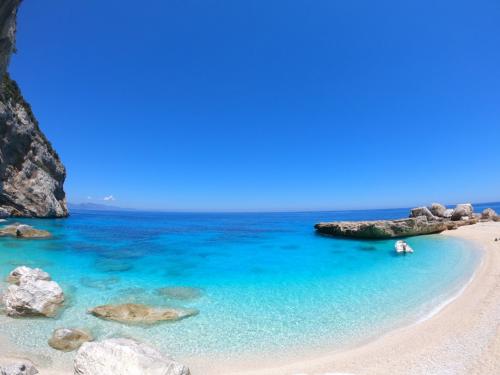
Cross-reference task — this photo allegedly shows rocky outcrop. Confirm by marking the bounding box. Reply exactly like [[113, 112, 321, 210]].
[[89, 303, 198, 325], [74, 338, 190, 375], [48, 328, 93, 352], [315, 216, 448, 239], [0, 223, 51, 238], [0, 1, 20, 76], [2, 266, 64, 317], [315, 202, 492, 239], [0, 362, 38, 375], [0, 0, 68, 218]]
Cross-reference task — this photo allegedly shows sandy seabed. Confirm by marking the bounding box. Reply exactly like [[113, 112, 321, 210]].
[[2, 222, 500, 375]]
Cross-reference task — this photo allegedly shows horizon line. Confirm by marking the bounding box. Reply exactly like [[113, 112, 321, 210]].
[[67, 200, 500, 215]]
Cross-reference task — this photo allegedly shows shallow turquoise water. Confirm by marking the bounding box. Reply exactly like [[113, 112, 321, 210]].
[[0, 209, 483, 368]]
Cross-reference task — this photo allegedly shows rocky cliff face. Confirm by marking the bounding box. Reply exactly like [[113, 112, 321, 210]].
[[0, 0, 68, 217]]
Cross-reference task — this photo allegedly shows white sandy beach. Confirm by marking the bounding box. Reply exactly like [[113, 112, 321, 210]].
[[2, 221, 500, 375]]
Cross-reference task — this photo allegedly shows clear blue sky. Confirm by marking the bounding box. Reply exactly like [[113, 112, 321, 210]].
[[9, 0, 500, 211]]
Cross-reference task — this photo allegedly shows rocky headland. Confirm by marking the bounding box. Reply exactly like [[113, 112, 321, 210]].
[[0, 0, 68, 218], [315, 203, 499, 239]]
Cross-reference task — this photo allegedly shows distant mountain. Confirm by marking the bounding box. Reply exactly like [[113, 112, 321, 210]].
[[68, 202, 134, 212]]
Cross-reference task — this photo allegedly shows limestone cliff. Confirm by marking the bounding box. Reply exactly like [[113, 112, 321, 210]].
[[0, 0, 68, 217]]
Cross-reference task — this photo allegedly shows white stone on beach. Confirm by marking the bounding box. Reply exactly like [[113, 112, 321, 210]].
[[74, 338, 190, 375], [7, 266, 51, 285], [2, 267, 64, 317], [0, 362, 38, 375]]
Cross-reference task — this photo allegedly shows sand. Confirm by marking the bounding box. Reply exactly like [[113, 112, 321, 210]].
[[2, 221, 500, 374]]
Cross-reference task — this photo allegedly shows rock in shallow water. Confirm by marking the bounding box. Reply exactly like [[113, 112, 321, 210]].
[[48, 328, 93, 352], [89, 303, 198, 325], [7, 266, 50, 285], [0, 224, 51, 239], [315, 216, 447, 239], [0, 362, 38, 375], [2, 267, 64, 317], [74, 338, 190, 375]]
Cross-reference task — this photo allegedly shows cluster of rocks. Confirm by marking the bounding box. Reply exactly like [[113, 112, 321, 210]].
[[0, 223, 51, 239], [0, 266, 194, 374], [315, 203, 499, 239]]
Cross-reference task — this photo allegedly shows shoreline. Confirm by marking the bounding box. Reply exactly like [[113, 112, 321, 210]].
[[1, 222, 499, 374], [211, 221, 500, 375]]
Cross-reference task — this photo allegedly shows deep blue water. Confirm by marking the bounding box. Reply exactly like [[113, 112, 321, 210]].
[[0, 205, 491, 369]]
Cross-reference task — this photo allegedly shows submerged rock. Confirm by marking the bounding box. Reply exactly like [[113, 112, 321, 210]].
[[7, 266, 50, 285], [89, 303, 198, 325], [74, 338, 190, 375], [0, 224, 51, 238], [481, 208, 498, 221], [156, 287, 203, 300], [451, 203, 474, 221], [315, 216, 447, 239], [2, 267, 64, 317], [0, 362, 38, 375], [95, 259, 133, 273], [409, 206, 436, 220], [80, 276, 120, 290], [48, 328, 93, 352]]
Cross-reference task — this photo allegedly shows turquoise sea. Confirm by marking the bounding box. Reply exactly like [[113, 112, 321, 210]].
[[1, 205, 495, 371]]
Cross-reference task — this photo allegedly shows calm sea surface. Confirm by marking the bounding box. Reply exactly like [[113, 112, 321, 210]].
[[1, 204, 495, 368]]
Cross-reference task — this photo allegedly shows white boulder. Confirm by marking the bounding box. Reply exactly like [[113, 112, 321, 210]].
[[443, 208, 454, 218], [74, 338, 190, 375], [428, 203, 447, 217], [451, 203, 474, 221], [7, 266, 51, 285], [481, 208, 497, 221], [409, 206, 436, 220], [2, 268, 64, 317]]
